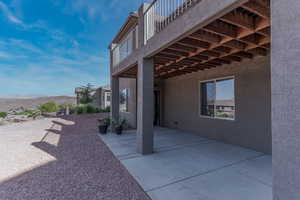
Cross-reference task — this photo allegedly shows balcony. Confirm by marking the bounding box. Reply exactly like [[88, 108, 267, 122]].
[[144, 0, 202, 43], [112, 25, 138, 68]]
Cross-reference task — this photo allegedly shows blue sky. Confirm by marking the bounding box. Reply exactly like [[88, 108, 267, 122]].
[[0, 0, 147, 97]]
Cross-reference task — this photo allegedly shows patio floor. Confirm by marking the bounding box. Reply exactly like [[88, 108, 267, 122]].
[[100, 127, 272, 200]]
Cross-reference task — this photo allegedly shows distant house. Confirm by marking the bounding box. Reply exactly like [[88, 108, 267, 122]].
[[75, 85, 111, 109]]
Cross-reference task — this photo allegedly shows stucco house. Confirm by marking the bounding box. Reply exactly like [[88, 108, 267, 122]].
[[75, 85, 111, 109], [108, 0, 300, 199]]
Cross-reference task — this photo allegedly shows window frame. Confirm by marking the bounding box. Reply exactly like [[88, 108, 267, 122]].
[[119, 88, 130, 113], [199, 76, 235, 121]]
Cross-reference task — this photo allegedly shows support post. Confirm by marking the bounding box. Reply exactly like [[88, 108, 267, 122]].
[[111, 76, 119, 126], [136, 57, 154, 155], [272, 1, 300, 199]]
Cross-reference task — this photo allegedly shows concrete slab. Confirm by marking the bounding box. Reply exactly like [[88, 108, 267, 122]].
[[122, 142, 263, 191], [148, 163, 272, 200], [229, 155, 272, 187], [100, 127, 272, 200], [100, 127, 210, 158]]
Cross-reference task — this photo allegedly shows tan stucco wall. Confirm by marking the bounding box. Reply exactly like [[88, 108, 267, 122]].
[[162, 56, 271, 154], [119, 78, 137, 128]]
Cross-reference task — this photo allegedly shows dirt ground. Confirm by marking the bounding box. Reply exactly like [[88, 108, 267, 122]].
[[0, 114, 150, 200]]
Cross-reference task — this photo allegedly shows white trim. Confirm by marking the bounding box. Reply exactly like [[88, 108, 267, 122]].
[[198, 76, 236, 121]]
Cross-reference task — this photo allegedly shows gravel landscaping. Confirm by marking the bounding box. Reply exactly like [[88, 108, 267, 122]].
[[0, 114, 151, 200]]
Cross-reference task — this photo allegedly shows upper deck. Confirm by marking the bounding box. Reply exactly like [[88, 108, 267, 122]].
[[110, 0, 270, 79]]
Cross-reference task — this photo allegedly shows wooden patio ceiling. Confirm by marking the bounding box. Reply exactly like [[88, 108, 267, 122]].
[[120, 0, 270, 79]]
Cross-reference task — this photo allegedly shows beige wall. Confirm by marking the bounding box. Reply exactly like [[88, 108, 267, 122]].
[[162, 56, 271, 154], [119, 78, 137, 128]]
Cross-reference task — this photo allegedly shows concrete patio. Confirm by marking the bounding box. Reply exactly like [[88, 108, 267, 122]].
[[100, 127, 272, 200]]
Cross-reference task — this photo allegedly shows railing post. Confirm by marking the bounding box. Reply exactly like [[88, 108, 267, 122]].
[[143, 0, 200, 43], [138, 3, 150, 47]]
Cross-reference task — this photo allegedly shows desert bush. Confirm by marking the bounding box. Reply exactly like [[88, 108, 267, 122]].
[[16, 109, 36, 116], [38, 101, 58, 113], [76, 105, 87, 114], [102, 106, 110, 113], [58, 104, 76, 110], [75, 104, 103, 114], [0, 112, 7, 118], [86, 104, 96, 113], [27, 110, 41, 119]]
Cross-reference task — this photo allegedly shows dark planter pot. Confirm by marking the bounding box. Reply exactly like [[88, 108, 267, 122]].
[[99, 125, 108, 134], [115, 126, 123, 135]]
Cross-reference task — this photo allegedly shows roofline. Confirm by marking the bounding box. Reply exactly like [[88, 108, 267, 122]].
[[108, 12, 138, 49]]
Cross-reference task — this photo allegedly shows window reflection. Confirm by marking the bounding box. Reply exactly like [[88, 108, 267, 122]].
[[200, 78, 235, 120]]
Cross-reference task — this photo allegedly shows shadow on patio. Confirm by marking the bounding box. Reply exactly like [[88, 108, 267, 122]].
[[0, 114, 150, 200]]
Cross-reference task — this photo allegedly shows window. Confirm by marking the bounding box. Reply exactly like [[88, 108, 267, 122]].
[[120, 89, 129, 112], [200, 78, 235, 120], [119, 32, 133, 61], [106, 93, 111, 102]]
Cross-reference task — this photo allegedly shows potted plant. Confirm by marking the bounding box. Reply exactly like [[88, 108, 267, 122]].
[[113, 118, 127, 135], [98, 117, 110, 134]]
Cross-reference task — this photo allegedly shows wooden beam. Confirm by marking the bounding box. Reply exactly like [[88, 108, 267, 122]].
[[200, 50, 221, 57], [223, 40, 246, 50], [156, 1, 270, 77], [220, 10, 255, 30], [213, 58, 231, 65], [241, 0, 270, 19], [257, 27, 270, 37], [188, 30, 221, 44], [247, 47, 268, 56], [168, 43, 197, 53], [255, 17, 270, 31], [193, 55, 209, 60], [233, 51, 253, 59], [178, 38, 210, 49], [203, 20, 238, 38], [213, 46, 232, 54], [223, 55, 242, 62], [162, 49, 189, 57], [157, 53, 180, 59], [240, 34, 260, 45]]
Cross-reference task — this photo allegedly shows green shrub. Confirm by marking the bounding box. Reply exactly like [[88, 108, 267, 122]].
[[103, 106, 110, 113], [76, 106, 84, 114], [27, 110, 41, 119], [95, 107, 101, 113], [86, 104, 96, 113], [0, 112, 7, 118], [76, 104, 103, 114], [38, 102, 58, 113], [58, 104, 76, 110]]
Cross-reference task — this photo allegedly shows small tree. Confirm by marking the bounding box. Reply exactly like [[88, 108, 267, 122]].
[[38, 102, 58, 113], [79, 83, 94, 104], [0, 112, 7, 118]]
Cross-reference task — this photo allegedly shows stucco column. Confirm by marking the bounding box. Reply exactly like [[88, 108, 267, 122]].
[[136, 57, 154, 155], [272, 1, 300, 199], [111, 76, 119, 125]]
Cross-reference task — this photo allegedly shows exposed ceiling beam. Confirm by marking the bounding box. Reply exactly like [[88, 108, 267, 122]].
[[220, 10, 255, 30], [241, 0, 270, 19]]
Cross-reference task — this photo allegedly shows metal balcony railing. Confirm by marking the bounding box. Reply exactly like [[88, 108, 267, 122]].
[[112, 26, 138, 67], [144, 0, 201, 43]]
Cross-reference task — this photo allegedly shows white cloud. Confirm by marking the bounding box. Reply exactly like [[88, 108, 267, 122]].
[[0, 1, 23, 25], [0, 36, 109, 96], [9, 39, 44, 54], [0, 51, 12, 59], [0, 1, 110, 96]]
